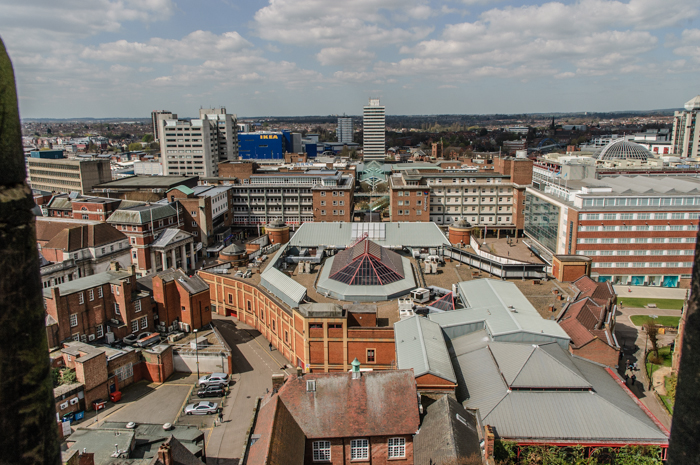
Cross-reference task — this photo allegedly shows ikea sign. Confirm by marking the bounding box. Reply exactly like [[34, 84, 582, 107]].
[[260, 134, 279, 140]]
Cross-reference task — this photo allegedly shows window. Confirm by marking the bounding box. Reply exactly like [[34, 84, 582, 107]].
[[114, 362, 133, 382], [131, 320, 139, 333], [70, 314, 78, 327], [312, 441, 331, 461], [98, 287, 103, 298], [78, 293, 84, 304], [603, 213, 616, 220], [192, 221, 198, 227], [228, 294, 233, 304], [96, 324, 103, 338], [114, 303, 120, 315], [191, 211, 197, 217], [320, 191, 326, 197], [351, 439, 369, 460], [388, 438, 405, 458], [367, 349, 375, 363], [88, 289, 94, 301], [140, 316, 148, 329], [135, 300, 142, 312]]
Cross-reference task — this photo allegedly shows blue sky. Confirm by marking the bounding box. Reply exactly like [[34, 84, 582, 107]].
[[1, 0, 699, 118]]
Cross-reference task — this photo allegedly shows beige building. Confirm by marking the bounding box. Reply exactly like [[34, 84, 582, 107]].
[[160, 107, 238, 177], [672, 95, 700, 158], [28, 158, 112, 195]]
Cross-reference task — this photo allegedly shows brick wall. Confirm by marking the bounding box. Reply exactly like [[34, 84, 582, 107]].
[[415, 373, 457, 392], [303, 435, 414, 465], [313, 189, 353, 222], [390, 188, 429, 222], [218, 162, 255, 181]]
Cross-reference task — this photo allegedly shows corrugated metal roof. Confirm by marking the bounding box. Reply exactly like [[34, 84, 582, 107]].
[[456, 340, 668, 444], [429, 279, 570, 347], [450, 329, 491, 357], [43, 269, 132, 298], [259, 246, 307, 308], [289, 222, 448, 248], [395, 316, 456, 383]]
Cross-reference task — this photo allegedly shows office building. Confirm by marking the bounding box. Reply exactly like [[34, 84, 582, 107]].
[[151, 110, 177, 142], [160, 107, 238, 177], [672, 95, 700, 158], [363, 98, 386, 160], [238, 131, 291, 159], [524, 176, 700, 288], [199, 107, 238, 162], [28, 158, 112, 195], [337, 116, 353, 144]]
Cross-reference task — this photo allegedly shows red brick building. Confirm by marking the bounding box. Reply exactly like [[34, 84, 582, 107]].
[[247, 368, 421, 465], [151, 268, 212, 332], [557, 276, 620, 367], [198, 271, 395, 372], [44, 262, 154, 348]]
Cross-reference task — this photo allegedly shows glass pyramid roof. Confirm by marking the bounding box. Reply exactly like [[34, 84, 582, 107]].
[[328, 238, 404, 286]]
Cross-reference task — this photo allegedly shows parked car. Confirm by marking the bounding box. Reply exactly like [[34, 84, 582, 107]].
[[184, 401, 218, 415], [197, 385, 226, 398], [198, 373, 229, 387]]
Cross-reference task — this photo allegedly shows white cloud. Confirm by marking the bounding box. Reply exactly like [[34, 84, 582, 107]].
[[672, 29, 700, 64], [81, 31, 253, 63], [316, 48, 376, 66]]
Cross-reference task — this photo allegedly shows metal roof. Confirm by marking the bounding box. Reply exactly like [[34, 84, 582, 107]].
[[429, 279, 570, 347], [290, 222, 448, 248], [259, 246, 307, 309], [167, 185, 195, 196], [151, 228, 192, 248], [453, 340, 668, 444], [44, 269, 132, 298], [107, 203, 177, 225], [395, 316, 456, 383]]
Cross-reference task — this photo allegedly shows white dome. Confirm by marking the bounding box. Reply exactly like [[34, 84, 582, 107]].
[[597, 139, 651, 161]]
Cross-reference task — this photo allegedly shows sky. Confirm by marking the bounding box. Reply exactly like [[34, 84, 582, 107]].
[[1, 0, 699, 119]]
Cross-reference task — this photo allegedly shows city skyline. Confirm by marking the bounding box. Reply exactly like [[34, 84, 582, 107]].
[[1, 0, 699, 119]]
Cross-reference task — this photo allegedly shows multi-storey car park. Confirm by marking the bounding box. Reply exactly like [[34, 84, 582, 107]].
[[524, 176, 700, 288]]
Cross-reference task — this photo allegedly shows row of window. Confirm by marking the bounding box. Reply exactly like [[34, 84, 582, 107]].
[[582, 212, 697, 220], [593, 262, 693, 268], [320, 200, 345, 206], [428, 177, 504, 185], [312, 438, 405, 461], [320, 210, 345, 216], [579, 225, 694, 231], [396, 209, 422, 215], [578, 249, 693, 256], [131, 316, 148, 333], [578, 237, 696, 244], [582, 197, 700, 207], [77, 286, 104, 304]]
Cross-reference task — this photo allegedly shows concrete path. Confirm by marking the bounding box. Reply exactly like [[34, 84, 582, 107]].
[[613, 285, 689, 300], [205, 317, 290, 464], [614, 306, 678, 431]]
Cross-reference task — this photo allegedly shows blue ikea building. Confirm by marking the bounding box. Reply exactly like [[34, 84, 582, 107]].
[[238, 131, 292, 160]]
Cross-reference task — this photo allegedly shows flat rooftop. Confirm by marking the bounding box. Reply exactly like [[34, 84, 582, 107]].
[[94, 175, 198, 189]]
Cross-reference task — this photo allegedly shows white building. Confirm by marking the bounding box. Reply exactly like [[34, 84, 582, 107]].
[[151, 110, 176, 142], [363, 98, 386, 161], [672, 95, 700, 158], [337, 117, 353, 144], [160, 107, 238, 177]]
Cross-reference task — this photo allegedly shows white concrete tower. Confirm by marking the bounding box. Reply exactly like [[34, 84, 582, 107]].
[[363, 98, 385, 161]]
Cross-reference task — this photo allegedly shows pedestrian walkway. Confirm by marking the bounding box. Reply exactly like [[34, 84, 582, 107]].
[[614, 285, 688, 300]]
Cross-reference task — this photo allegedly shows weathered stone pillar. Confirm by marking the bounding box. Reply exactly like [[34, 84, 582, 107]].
[[0, 37, 60, 464]]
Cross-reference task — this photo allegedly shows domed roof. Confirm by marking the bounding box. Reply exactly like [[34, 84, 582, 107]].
[[267, 219, 287, 228], [597, 139, 651, 162], [221, 241, 246, 255], [684, 95, 700, 111], [450, 217, 472, 229]]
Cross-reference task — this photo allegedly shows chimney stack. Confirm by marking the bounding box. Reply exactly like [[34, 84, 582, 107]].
[[157, 443, 173, 465], [271, 373, 285, 393]]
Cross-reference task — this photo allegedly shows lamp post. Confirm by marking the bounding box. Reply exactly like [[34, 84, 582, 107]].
[[193, 329, 200, 382]]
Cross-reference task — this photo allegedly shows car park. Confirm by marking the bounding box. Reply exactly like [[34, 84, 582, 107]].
[[197, 385, 226, 398], [184, 401, 218, 415], [198, 373, 229, 387]]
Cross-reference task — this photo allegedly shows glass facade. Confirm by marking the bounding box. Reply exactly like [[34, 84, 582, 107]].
[[524, 193, 560, 254]]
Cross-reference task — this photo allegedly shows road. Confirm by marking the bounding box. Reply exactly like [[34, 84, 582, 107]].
[[614, 305, 680, 431], [205, 316, 290, 464]]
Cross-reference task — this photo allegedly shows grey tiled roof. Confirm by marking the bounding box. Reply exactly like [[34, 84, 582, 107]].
[[107, 204, 177, 225], [158, 268, 209, 295]]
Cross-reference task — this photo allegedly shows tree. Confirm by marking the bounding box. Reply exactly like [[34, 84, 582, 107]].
[[141, 133, 153, 143], [645, 321, 660, 357], [0, 36, 61, 465], [128, 142, 143, 151]]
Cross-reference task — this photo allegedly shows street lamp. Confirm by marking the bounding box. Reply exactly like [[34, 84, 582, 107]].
[[193, 329, 200, 382]]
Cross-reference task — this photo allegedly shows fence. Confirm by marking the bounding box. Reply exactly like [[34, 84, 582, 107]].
[[444, 245, 547, 279]]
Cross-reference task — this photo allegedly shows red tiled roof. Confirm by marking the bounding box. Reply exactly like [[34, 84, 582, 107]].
[[43, 223, 126, 252], [248, 396, 305, 465], [278, 370, 420, 439], [572, 276, 615, 303], [558, 297, 612, 348]]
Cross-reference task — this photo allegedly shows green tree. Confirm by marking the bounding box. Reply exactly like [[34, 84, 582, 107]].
[[128, 142, 143, 151], [142, 133, 154, 143]]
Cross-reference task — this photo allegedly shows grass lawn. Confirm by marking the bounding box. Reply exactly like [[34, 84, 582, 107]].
[[646, 346, 674, 381], [630, 315, 681, 327], [619, 297, 685, 310], [660, 376, 676, 414]]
